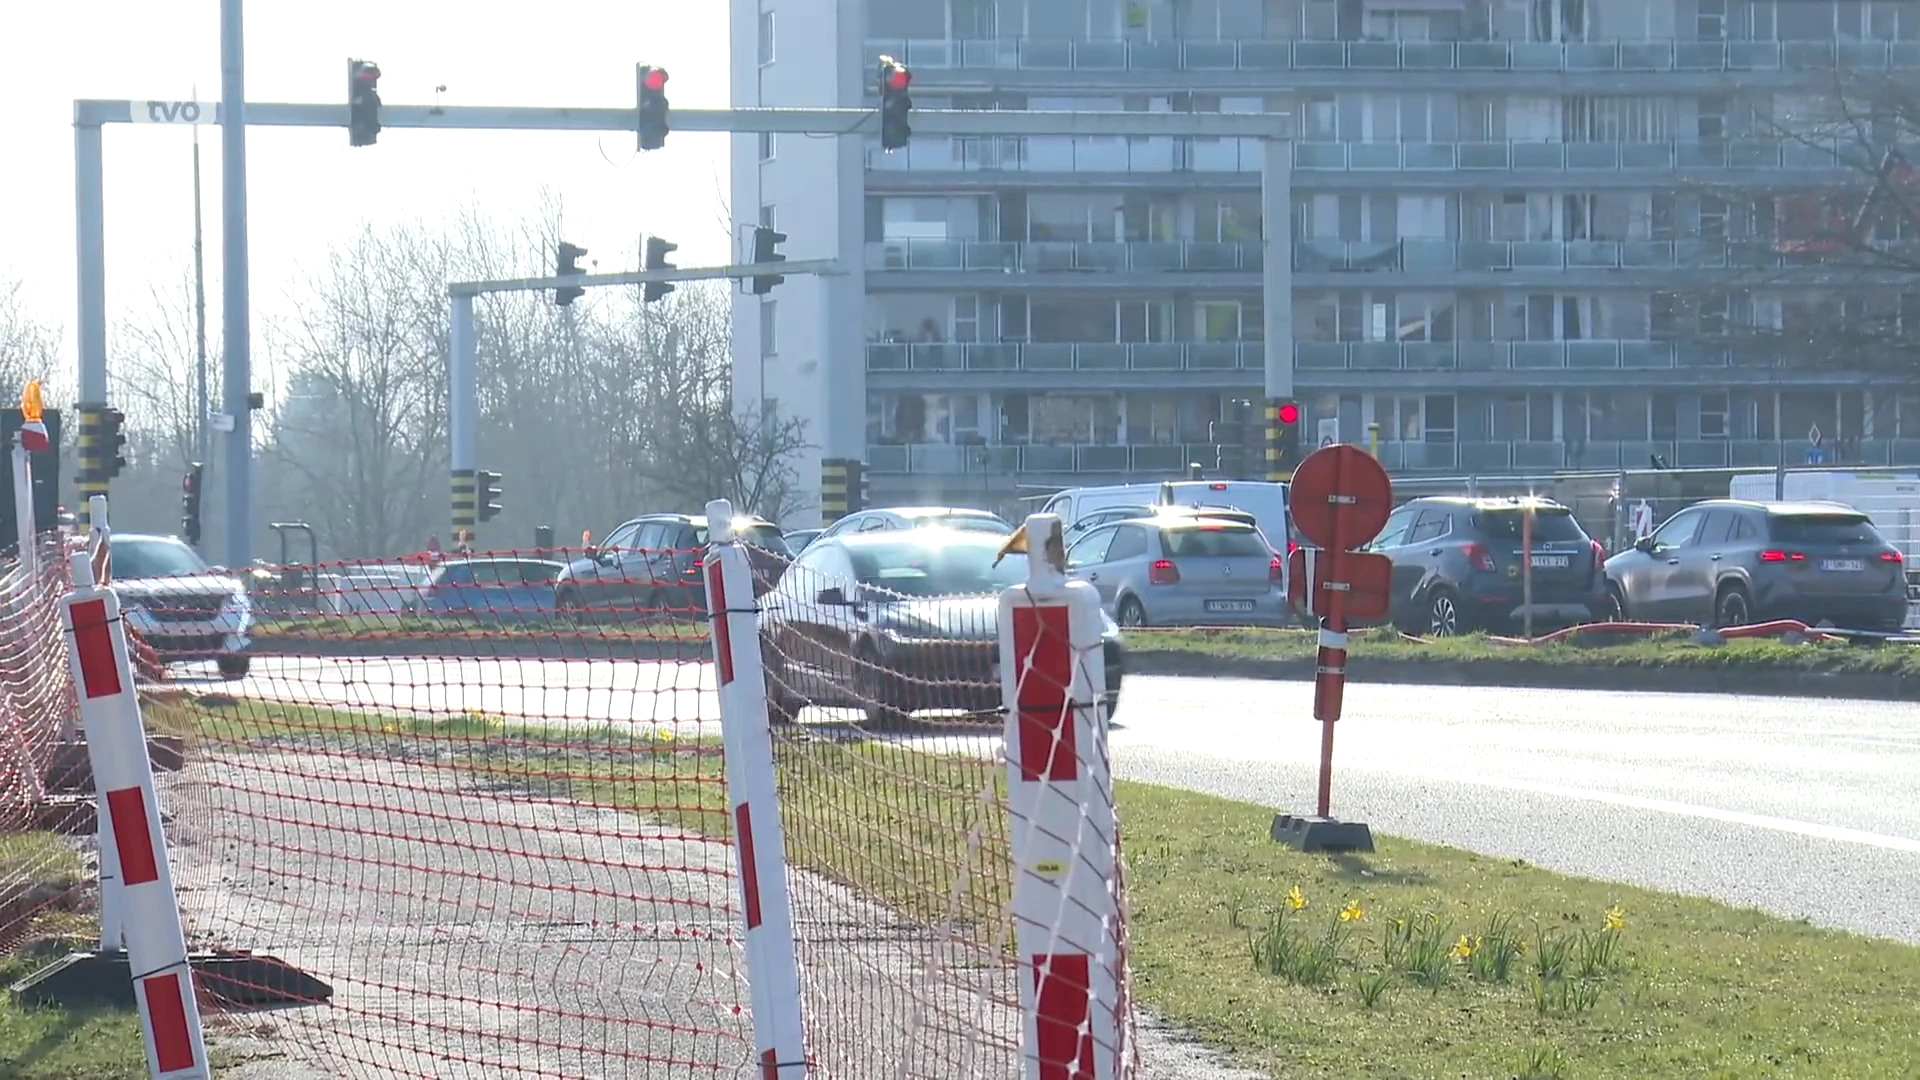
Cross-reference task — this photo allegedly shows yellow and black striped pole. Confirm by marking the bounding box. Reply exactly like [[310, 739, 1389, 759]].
[[1264, 400, 1287, 483], [821, 458, 851, 528], [75, 406, 106, 528], [451, 469, 477, 545]]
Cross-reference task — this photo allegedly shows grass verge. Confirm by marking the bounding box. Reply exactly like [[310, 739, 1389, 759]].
[[0, 834, 146, 1080], [165, 696, 1920, 1078], [253, 613, 708, 639]]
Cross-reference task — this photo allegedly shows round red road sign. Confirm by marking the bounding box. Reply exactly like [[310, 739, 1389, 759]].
[[1288, 444, 1393, 550]]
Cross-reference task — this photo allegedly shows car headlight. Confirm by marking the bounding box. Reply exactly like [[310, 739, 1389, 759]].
[[222, 592, 253, 623]]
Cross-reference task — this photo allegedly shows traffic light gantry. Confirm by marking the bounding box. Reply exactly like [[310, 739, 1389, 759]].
[[347, 59, 381, 147], [637, 65, 670, 150], [877, 56, 913, 151]]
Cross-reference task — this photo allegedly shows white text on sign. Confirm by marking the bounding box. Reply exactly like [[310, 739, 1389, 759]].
[[132, 101, 217, 124]]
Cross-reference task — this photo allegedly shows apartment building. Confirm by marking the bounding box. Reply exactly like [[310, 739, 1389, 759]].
[[730, 0, 1920, 516]]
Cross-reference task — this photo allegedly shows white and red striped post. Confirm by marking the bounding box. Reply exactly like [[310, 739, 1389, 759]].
[[63, 542, 209, 1078], [702, 498, 807, 1079], [82, 496, 126, 952], [999, 513, 1128, 1080]]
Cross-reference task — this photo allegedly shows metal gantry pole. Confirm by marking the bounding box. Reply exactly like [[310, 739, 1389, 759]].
[[1260, 138, 1295, 405], [448, 294, 478, 542], [219, 0, 254, 571], [73, 121, 108, 528]]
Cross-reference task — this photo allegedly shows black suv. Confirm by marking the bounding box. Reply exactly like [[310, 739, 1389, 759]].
[[553, 512, 790, 618], [1367, 496, 1610, 636]]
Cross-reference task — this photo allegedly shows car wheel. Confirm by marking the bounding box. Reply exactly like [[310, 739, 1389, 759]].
[[555, 590, 586, 624], [1605, 583, 1628, 623], [856, 644, 911, 731], [216, 655, 251, 680], [763, 649, 803, 726], [1425, 588, 1462, 637], [1713, 584, 1752, 630], [1115, 597, 1149, 629]]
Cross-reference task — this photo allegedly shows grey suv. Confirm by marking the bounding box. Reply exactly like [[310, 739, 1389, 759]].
[[1604, 500, 1908, 630], [1369, 496, 1610, 636], [553, 512, 789, 618]]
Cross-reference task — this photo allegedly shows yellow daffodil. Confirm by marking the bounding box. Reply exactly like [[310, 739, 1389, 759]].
[[1604, 906, 1626, 932], [1285, 885, 1308, 912], [656, 727, 677, 742], [1339, 900, 1365, 923], [1453, 934, 1476, 961]]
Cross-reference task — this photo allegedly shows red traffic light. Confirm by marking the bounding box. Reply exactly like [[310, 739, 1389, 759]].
[[886, 67, 911, 91], [1278, 403, 1301, 425], [644, 68, 669, 92], [354, 64, 380, 84]]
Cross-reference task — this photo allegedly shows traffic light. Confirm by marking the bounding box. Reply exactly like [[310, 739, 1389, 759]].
[[181, 462, 204, 547], [644, 235, 678, 304], [877, 56, 912, 151], [477, 470, 503, 522], [637, 65, 670, 151], [1270, 399, 1302, 479], [347, 59, 382, 147], [101, 408, 128, 480], [1213, 418, 1245, 477], [751, 226, 787, 295], [555, 241, 587, 307]]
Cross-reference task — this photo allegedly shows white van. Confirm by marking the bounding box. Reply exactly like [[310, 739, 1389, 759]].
[[1037, 480, 1294, 553]]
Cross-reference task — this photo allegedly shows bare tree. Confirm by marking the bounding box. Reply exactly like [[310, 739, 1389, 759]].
[[0, 280, 59, 402], [112, 266, 210, 470]]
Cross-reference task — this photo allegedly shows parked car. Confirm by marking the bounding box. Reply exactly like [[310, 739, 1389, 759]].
[[1039, 480, 1292, 558], [411, 557, 566, 621], [325, 564, 432, 616], [818, 506, 1013, 539], [1367, 496, 1610, 636], [1605, 500, 1908, 631], [760, 529, 1127, 728], [1064, 503, 1260, 543], [784, 528, 824, 552], [109, 533, 254, 679], [1063, 515, 1287, 628], [553, 512, 790, 618]]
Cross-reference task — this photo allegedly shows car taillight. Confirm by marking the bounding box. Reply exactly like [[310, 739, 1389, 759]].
[[1287, 540, 1300, 557], [1464, 542, 1496, 572], [1881, 551, 1904, 563], [1149, 559, 1180, 585], [1269, 556, 1283, 583], [1589, 539, 1604, 563], [1759, 550, 1806, 563]]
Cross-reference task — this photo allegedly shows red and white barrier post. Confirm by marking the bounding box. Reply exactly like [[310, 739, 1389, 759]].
[[63, 538, 210, 1078], [702, 499, 807, 1079], [999, 513, 1129, 1080]]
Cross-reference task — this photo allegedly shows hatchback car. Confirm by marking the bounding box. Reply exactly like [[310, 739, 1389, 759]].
[[110, 533, 254, 679], [410, 557, 566, 621], [1368, 496, 1610, 636], [759, 529, 1126, 728], [1605, 500, 1908, 630], [1064, 515, 1287, 628], [553, 512, 789, 618], [818, 506, 1013, 539]]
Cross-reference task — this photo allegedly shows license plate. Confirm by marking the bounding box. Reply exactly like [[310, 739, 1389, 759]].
[[1530, 555, 1569, 569], [1821, 559, 1864, 572], [1205, 600, 1256, 613]]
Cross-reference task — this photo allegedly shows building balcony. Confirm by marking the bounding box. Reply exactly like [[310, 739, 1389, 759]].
[[863, 439, 1920, 477], [867, 35, 1920, 76], [866, 341, 1262, 374], [1296, 340, 1731, 373], [868, 238, 1260, 274], [867, 137, 1870, 178]]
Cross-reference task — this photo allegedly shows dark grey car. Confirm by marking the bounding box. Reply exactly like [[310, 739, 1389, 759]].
[[1604, 500, 1908, 630], [1369, 496, 1610, 636]]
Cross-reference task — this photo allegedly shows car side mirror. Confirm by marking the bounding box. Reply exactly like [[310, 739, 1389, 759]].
[[1633, 535, 1655, 554], [817, 586, 850, 606]]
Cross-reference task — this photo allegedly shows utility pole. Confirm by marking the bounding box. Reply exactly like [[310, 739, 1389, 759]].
[[191, 116, 209, 468], [218, 0, 253, 570]]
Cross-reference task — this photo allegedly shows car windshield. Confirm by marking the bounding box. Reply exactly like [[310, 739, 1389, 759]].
[[1479, 508, 1587, 543], [1770, 514, 1880, 545], [114, 537, 211, 579], [850, 538, 1028, 597], [694, 524, 790, 554], [922, 514, 1011, 533], [1161, 524, 1270, 558]]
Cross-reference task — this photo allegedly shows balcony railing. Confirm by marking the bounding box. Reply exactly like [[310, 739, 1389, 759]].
[[867, 36, 1920, 75], [1295, 340, 1732, 372], [869, 136, 1873, 175], [864, 439, 1920, 476], [868, 238, 1261, 274], [866, 341, 1263, 373], [1294, 238, 1805, 273]]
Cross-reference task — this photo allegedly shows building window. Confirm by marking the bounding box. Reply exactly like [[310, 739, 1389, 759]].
[[1423, 395, 1456, 443], [759, 203, 777, 230], [758, 132, 775, 162], [1700, 393, 1730, 440], [757, 11, 775, 66], [760, 300, 777, 358]]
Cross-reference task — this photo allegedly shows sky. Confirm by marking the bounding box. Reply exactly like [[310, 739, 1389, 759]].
[[1, 0, 734, 392]]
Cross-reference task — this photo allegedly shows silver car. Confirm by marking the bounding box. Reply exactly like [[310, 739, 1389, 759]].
[[1065, 516, 1286, 628]]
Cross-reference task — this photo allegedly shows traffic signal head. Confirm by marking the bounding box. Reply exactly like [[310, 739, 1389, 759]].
[[1270, 399, 1302, 479], [751, 226, 787, 295], [877, 56, 912, 151], [477, 470, 503, 522], [348, 59, 382, 147], [644, 235, 678, 303], [637, 64, 671, 151], [181, 462, 205, 546], [1278, 401, 1301, 426], [555, 241, 588, 307], [102, 408, 128, 480]]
